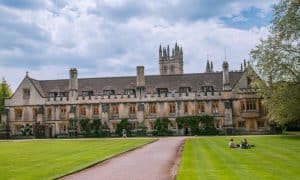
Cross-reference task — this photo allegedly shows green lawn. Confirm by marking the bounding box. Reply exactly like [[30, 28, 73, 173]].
[[0, 138, 154, 180], [177, 135, 300, 180]]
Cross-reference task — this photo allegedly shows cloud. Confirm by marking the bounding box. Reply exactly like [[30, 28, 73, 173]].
[[0, 0, 278, 91]]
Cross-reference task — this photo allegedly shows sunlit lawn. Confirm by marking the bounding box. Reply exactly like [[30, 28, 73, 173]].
[[177, 135, 300, 180], [0, 138, 154, 180]]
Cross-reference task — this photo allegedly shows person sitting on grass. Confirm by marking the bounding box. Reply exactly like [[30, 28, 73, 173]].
[[228, 138, 240, 148], [240, 138, 255, 149]]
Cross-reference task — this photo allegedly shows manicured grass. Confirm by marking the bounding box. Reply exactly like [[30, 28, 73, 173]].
[[0, 138, 154, 180], [177, 135, 300, 180]]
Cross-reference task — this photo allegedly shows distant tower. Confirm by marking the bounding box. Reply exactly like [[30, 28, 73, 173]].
[[205, 60, 214, 73], [222, 61, 230, 90], [159, 43, 183, 75], [210, 61, 214, 72]]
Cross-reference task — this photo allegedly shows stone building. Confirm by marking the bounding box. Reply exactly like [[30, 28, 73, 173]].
[[1, 44, 269, 137]]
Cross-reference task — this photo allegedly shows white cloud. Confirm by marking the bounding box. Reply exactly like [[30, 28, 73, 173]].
[[0, 0, 276, 92]]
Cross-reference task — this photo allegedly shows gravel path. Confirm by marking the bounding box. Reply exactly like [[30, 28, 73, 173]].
[[62, 137, 185, 180]]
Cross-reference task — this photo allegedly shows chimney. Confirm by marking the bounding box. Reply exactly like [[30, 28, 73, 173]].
[[136, 66, 145, 87], [69, 68, 78, 99], [222, 61, 230, 90]]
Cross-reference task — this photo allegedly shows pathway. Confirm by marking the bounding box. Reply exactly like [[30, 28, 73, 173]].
[[62, 137, 185, 180]]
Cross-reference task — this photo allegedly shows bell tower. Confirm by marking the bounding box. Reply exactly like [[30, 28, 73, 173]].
[[159, 43, 183, 75]]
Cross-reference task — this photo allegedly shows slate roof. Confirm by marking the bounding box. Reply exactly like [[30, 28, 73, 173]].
[[30, 72, 243, 97]]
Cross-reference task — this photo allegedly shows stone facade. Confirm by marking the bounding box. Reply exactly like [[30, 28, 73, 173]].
[[1, 45, 269, 137]]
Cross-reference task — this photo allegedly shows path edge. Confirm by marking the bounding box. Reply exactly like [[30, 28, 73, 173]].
[[171, 138, 186, 180], [56, 138, 158, 180]]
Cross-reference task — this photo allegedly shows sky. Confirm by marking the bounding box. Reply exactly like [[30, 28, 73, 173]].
[[0, 0, 278, 91]]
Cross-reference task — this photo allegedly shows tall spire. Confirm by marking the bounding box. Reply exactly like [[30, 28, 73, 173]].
[[159, 44, 162, 59], [206, 60, 211, 73], [240, 63, 243, 71], [210, 61, 214, 72]]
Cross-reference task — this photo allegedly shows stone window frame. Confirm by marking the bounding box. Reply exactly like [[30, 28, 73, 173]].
[[32, 108, 38, 120], [246, 99, 257, 111], [257, 120, 265, 128], [184, 102, 189, 114], [15, 108, 23, 120], [92, 105, 99, 116], [238, 121, 246, 128], [169, 102, 176, 114], [103, 90, 115, 96], [47, 108, 52, 120], [128, 103, 136, 115], [82, 90, 94, 97], [23, 88, 30, 99], [124, 89, 136, 95], [157, 88, 168, 97], [211, 101, 219, 114], [149, 103, 156, 114], [111, 104, 119, 116], [79, 106, 86, 116], [60, 106, 67, 119], [197, 101, 205, 114], [179, 87, 191, 94]]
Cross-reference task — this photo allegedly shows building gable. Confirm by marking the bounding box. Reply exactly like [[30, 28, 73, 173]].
[[5, 76, 45, 106]]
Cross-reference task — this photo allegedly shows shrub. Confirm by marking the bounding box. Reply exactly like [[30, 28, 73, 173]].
[[153, 117, 173, 136], [79, 118, 90, 134], [176, 115, 219, 135], [115, 119, 132, 137]]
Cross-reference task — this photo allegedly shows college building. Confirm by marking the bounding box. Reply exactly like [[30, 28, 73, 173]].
[[1, 43, 269, 137]]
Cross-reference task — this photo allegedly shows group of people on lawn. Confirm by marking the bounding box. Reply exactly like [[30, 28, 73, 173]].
[[229, 138, 255, 149]]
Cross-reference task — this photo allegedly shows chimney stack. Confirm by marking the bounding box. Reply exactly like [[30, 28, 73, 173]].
[[136, 66, 145, 87], [69, 68, 78, 99], [222, 61, 230, 90]]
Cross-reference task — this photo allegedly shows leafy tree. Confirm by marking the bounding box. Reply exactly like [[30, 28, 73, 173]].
[[91, 118, 101, 134], [79, 118, 90, 134], [176, 115, 218, 135], [115, 119, 132, 137], [251, 0, 300, 125], [0, 78, 12, 120], [153, 117, 172, 136], [102, 122, 111, 137]]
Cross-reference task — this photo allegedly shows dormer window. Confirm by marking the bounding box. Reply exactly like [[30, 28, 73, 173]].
[[157, 88, 168, 96], [202, 86, 214, 92], [179, 87, 191, 93], [23, 88, 30, 99], [59, 92, 68, 97], [49, 92, 58, 99], [124, 89, 136, 95], [103, 90, 115, 96], [82, 91, 94, 97]]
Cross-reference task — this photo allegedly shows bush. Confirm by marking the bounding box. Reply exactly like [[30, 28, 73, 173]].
[[79, 118, 90, 134], [153, 117, 173, 136], [134, 122, 147, 136], [34, 122, 46, 138], [176, 115, 219, 135], [115, 119, 132, 137]]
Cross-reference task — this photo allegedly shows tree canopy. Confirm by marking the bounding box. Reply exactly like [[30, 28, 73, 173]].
[[251, 0, 300, 125], [0, 78, 12, 120]]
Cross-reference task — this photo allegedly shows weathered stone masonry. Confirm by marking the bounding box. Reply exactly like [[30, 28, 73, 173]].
[[1, 44, 269, 137]]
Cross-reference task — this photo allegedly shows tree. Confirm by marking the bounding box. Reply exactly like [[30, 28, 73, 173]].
[[115, 119, 132, 137], [153, 117, 172, 136], [0, 78, 12, 121], [251, 0, 300, 125]]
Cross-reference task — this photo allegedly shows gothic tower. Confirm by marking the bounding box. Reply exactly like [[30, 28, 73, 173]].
[[159, 43, 183, 75]]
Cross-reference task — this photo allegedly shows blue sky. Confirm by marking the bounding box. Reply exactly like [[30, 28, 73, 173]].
[[0, 0, 278, 91]]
